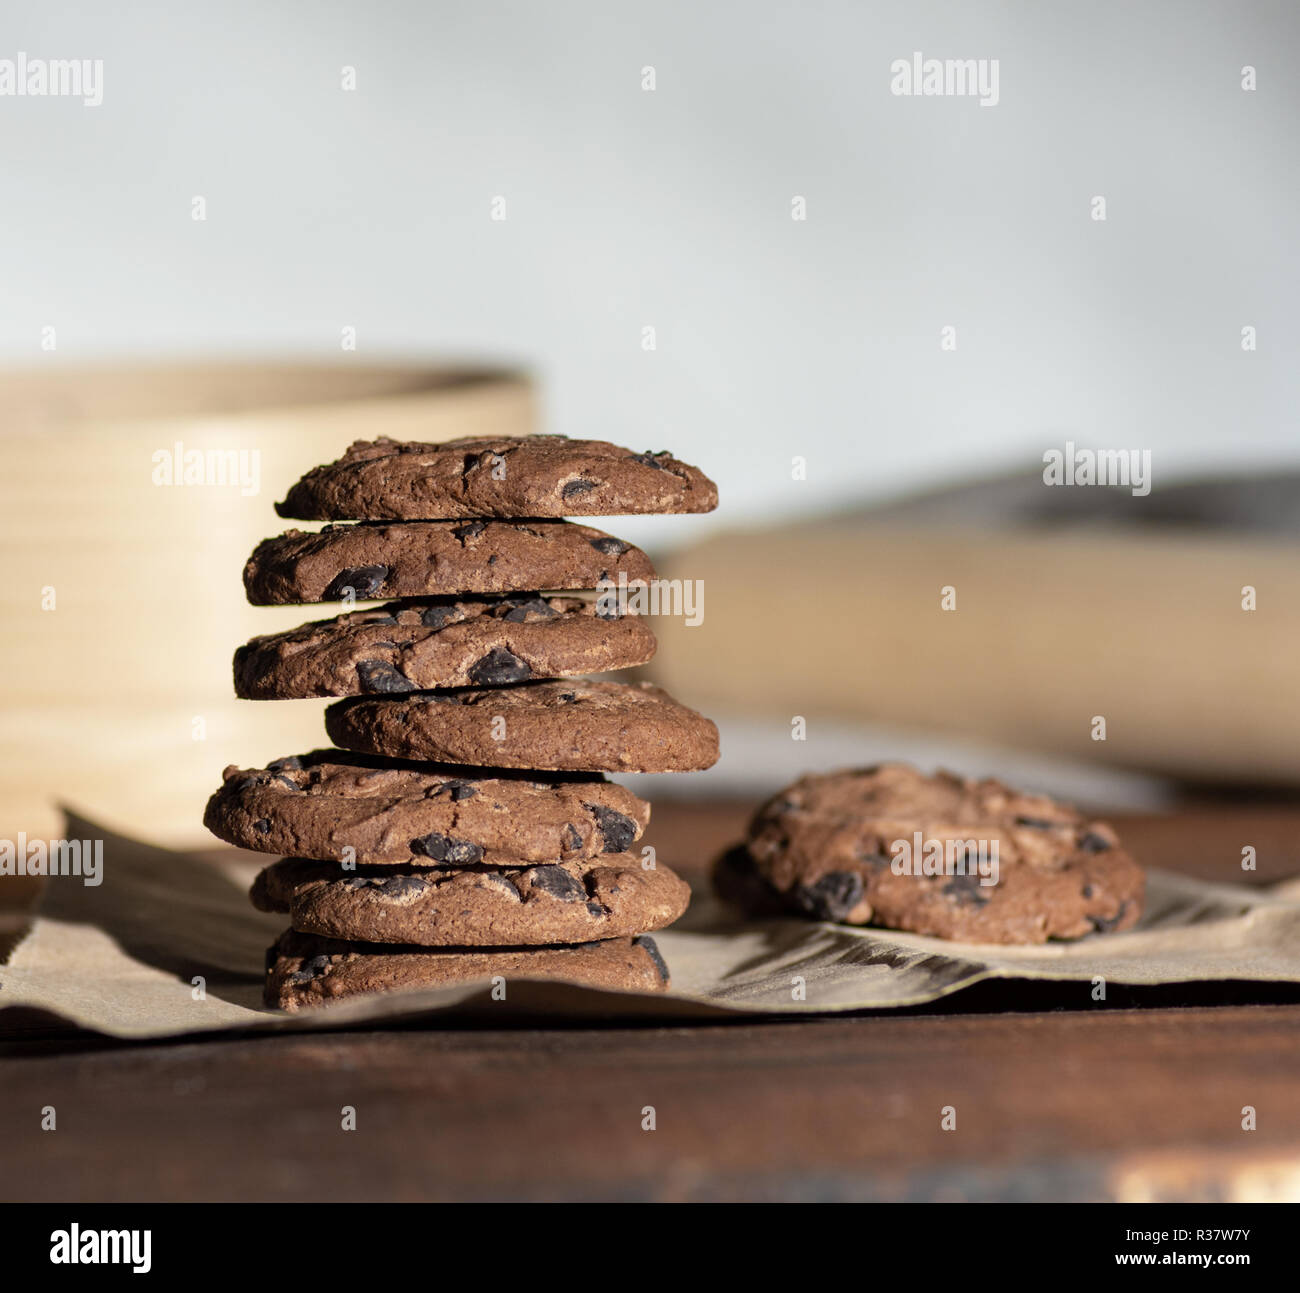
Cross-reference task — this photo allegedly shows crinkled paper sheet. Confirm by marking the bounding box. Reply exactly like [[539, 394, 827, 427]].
[[3, 816, 1300, 1039]]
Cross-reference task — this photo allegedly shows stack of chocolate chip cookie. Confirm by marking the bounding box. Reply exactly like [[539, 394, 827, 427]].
[[205, 435, 719, 1010]]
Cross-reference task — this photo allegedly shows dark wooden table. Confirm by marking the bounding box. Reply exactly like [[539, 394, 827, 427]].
[[4, 800, 1300, 1202]]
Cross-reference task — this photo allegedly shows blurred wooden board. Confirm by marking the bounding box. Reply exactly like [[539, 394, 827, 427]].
[[653, 520, 1300, 785], [3, 799, 1300, 1202]]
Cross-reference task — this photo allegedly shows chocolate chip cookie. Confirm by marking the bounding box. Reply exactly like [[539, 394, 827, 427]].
[[251, 853, 688, 947], [243, 520, 654, 605], [233, 595, 656, 698], [203, 751, 649, 865], [326, 680, 721, 773], [732, 764, 1144, 944], [266, 928, 671, 1010], [275, 435, 718, 520]]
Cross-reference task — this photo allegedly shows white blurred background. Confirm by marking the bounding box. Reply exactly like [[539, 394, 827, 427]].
[[5, 1, 1300, 830], [3, 0, 1298, 554]]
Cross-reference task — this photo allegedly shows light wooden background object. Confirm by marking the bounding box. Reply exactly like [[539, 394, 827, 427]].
[[1, 362, 536, 846], [651, 517, 1296, 786]]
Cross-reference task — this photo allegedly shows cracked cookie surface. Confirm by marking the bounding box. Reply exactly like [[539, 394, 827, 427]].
[[732, 764, 1144, 944], [242, 519, 654, 605], [203, 750, 650, 865], [265, 929, 671, 1009], [275, 434, 718, 520], [233, 594, 655, 698], [326, 679, 721, 773], [252, 853, 689, 946]]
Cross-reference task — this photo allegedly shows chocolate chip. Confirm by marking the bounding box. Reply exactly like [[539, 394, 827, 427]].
[[634, 934, 670, 982], [483, 873, 521, 900], [410, 833, 485, 865], [562, 478, 599, 499], [588, 536, 629, 556], [420, 604, 459, 629], [267, 755, 303, 772], [356, 660, 415, 694], [324, 565, 389, 599], [274, 775, 300, 791], [1015, 816, 1059, 829], [253, 818, 272, 835], [468, 646, 532, 686], [288, 953, 333, 984], [438, 780, 478, 802], [794, 871, 864, 921], [585, 902, 604, 917], [585, 804, 636, 852], [564, 824, 582, 852], [371, 874, 429, 900], [557, 691, 577, 703], [1090, 901, 1129, 933], [500, 597, 556, 622], [366, 614, 400, 626], [1082, 884, 1095, 899], [942, 873, 990, 906], [1079, 831, 1113, 853], [528, 866, 585, 902], [628, 451, 673, 473], [452, 521, 487, 542]]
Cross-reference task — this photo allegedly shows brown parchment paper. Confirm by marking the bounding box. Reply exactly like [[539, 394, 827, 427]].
[[4, 816, 1300, 1039]]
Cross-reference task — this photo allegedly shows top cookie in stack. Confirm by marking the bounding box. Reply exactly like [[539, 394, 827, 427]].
[[205, 435, 719, 1011], [272, 435, 718, 521]]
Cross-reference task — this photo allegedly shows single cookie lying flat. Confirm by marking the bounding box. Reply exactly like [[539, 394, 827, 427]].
[[233, 594, 655, 698], [275, 435, 718, 520], [203, 750, 649, 865], [265, 929, 671, 1010], [326, 680, 721, 773], [242, 520, 654, 605], [251, 854, 690, 946], [735, 764, 1144, 944]]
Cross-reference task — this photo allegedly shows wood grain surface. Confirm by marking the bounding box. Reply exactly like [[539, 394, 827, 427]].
[[3, 798, 1300, 1203]]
